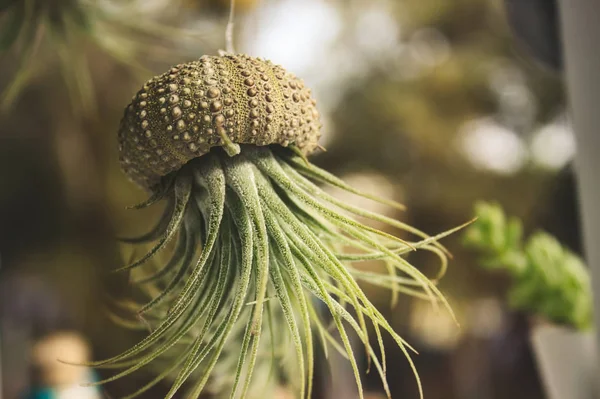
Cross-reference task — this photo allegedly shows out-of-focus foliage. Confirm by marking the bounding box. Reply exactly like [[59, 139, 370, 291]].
[[0, 0, 207, 115], [464, 201, 592, 331]]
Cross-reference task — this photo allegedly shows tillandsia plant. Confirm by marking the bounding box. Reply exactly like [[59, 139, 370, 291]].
[[0, 0, 200, 114], [84, 53, 463, 399], [463, 201, 592, 331]]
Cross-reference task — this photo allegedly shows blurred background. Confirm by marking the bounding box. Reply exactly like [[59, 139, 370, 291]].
[[0, 0, 575, 398]]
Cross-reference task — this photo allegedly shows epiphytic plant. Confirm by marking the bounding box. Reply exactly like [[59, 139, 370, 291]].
[[87, 54, 462, 399], [0, 0, 202, 114]]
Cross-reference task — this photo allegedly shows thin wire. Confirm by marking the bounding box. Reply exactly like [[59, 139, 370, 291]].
[[225, 0, 236, 54]]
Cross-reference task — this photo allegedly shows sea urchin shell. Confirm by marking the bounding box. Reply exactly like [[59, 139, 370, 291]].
[[118, 54, 321, 188]]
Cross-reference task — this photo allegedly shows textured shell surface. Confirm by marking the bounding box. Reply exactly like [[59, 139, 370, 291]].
[[118, 54, 322, 189]]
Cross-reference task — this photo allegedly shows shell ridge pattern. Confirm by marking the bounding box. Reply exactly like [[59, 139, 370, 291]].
[[118, 54, 321, 189]]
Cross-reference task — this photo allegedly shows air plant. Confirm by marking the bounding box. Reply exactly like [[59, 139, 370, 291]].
[[88, 54, 462, 399], [0, 0, 202, 114]]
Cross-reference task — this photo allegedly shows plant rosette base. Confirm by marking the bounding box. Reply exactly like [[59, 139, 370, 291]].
[[530, 319, 597, 399]]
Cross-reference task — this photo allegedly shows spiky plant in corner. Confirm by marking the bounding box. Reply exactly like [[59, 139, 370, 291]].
[[463, 201, 592, 331], [0, 0, 200, 114], [82, 54, 464, 399]]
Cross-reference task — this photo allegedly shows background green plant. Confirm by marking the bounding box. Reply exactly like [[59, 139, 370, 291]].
[[463, 201, 592, 331]]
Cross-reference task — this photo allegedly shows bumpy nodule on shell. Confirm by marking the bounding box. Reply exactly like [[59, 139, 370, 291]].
[[118, 54, 322, 189]]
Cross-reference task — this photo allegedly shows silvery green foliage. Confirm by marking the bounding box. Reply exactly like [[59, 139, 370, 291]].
[[87, 145, 459, 399], [0, 0, 195, 113]]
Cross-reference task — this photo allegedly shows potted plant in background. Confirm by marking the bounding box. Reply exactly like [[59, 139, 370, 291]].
[[464, 201, 595, 399]]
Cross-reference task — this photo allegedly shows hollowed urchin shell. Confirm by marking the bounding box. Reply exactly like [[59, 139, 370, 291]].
[[118, 54, 321, 188]]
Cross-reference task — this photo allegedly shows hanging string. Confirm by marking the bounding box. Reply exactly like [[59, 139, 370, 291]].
[[225, 0, 236, 53]]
